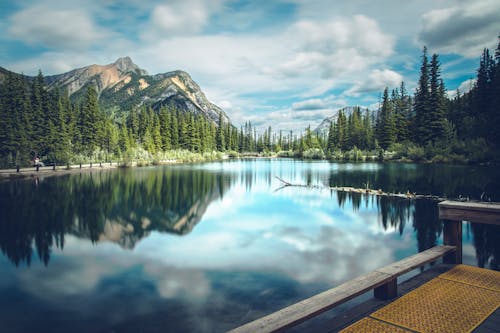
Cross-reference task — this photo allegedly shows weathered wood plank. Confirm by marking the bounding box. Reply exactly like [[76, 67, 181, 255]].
[[439, 201, 500, 212], [439, 201, 500, 225], [227, 271, 392, 333], [227, 245, 456, 333], [375, 245, 455, 276]]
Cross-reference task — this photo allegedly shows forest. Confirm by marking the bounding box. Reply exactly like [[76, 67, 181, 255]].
[[0, 36, 499, 167], [322, 38, 500, 163]]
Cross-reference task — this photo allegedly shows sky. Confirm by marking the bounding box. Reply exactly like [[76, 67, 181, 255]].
[[0, 0, 499, 132]]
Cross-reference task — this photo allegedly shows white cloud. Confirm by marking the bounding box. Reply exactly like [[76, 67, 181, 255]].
[[8, 5, 108, 49], [292, 98, 328, 111], [275, 15, 395, 80], [146, 0, 225, 38], [347, 69, 403, 97], [419, 0, 500, 57]]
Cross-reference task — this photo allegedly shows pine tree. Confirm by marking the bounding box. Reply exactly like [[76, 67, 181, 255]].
[[127, 108, 139, 142], [377, 87, 396, 150], [414, 47, 430, 144], [393, 82, 411, 142], [216, 112, 225, 151], [31, 70, 50, 156], [326, 121, 336, 153], [159, 107, 171, 150], [427, 53, 447, 143], [79, 85, 100, 157], [46, 90, 70, 164], [337, 110, 348, 150], [361, 109, 374, 150]]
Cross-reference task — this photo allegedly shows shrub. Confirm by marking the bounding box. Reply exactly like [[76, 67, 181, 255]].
[[407, 145, 426, 161], [302, 148, 325, 159]]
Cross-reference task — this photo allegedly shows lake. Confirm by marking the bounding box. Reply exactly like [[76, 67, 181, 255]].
[[0, 159, 499, 332]]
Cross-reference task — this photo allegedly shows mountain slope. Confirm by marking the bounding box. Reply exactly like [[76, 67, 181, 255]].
[[10, 57, 230, 124]]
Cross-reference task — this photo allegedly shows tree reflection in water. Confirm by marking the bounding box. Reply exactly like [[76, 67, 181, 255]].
[[0, 168, 231, 266], [0, 162, 499, 270]]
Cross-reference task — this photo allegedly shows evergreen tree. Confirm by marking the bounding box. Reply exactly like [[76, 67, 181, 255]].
[[159, 107, 172, 150], [326, 121, 336, 153], [46, 90, 70, 164], [170, 110, 179, 149], [414, 47, 430, 144], [361, 109, 374, 150], [31, 70, 50, 156], [427, 54, 447, 143], [79, 85, 100, 157], [377, 87, 396, 150], [393, 82, 411, 142], [216, 112, 226, 151], [337, 110, 348, 150]]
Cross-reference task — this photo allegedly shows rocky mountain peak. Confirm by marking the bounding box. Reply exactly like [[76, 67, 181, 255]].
[[113, 56, 147, 75]]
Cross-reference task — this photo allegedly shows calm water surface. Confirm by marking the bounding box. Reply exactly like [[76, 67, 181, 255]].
[[0, 159, 499, 332]]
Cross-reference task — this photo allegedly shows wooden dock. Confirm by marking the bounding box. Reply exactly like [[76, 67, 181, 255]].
[[227, 201, 500, 333]]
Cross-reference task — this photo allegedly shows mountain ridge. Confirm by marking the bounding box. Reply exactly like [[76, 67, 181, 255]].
[[2, 57, 230, 125]]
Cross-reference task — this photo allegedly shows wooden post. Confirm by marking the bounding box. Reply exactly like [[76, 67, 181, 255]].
[[36, 164, 39, 172], [16, 165, 19, 173], [443, 220, 462, 264], [53, 163, 56, 171], [79, 163, 82, 169], [374, 278, 397, 300]]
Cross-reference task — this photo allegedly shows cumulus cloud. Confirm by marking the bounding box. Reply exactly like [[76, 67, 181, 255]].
[[347, 69, 403, 96], [8, 5, 107, 49], [146, 0, 225, 37], [292, 98, 328, 111], [419, 0, 500, 57], [275, 15, 395, 79]]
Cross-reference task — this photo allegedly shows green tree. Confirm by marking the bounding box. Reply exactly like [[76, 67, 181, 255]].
[[377, 87, 396, 150], [427, 54, 447, 143], [79, 85, 101, 157], [159, 107, 172, 150], [216, 112, 226, 151], [414, 47, 430, 144]]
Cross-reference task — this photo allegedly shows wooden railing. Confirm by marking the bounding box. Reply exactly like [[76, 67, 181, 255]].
[[439, 200, 500, 264], [228, 200, 500, 333]]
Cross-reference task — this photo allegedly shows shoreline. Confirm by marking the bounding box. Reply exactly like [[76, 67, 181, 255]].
[[0, 155, 495, 181], [0, 160, 182, 181]]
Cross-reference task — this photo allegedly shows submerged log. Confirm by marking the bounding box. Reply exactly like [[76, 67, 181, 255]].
[[274, 176, 449, 201]]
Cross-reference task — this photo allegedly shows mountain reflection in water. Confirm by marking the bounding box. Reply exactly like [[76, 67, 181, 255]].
[[0, 167, 231, 266], [0, 161, 498, 270]]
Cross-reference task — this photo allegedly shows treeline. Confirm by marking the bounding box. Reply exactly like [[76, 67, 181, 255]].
[[0, 70, 276, 167], [299, 36, 500, 162]]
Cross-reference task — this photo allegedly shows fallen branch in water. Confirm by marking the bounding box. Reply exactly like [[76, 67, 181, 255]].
[[274, 176, 450, 201]]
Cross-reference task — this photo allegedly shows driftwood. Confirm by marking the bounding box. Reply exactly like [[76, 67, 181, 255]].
[[274, 176, 449, 201]]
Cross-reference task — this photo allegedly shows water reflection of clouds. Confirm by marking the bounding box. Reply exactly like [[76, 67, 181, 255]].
[[15, 236, 213, 304], [132, 182, 408, 286]]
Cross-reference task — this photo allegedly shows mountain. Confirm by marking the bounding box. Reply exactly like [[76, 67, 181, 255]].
[[3, 57, 230, 124], [314, 106, 371, 135]]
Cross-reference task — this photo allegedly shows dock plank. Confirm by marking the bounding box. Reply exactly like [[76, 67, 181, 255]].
[[227, 246, 456, 333]]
